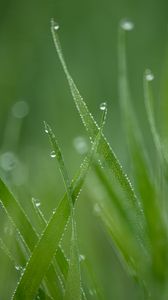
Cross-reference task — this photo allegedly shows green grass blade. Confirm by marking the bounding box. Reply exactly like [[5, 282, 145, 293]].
[[64, 221, 81, 300], [0, 177, 65, 299], [13, 121, 103, 300], [0, 237, 52, 300], [0, 178, 37, 250], [143, 70, 166, 164], [118, 24, 168, 281], [51, 20, 142, 223], [44, 121, 82, 300]]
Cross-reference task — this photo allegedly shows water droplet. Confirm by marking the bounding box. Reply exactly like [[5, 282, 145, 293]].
[[0, 151, 18, 171], [99, 102, 107, 111], [51, 19, 59, 31], [15, 265, 24, 272], [73, 136, 88, 154], [120, 19, 134, 31], [50, 150, 56, 158], [12, 101, 29, 119], [32, 197, 41, 208], [79, 254, 85, 262], [44, 122, 49, 133], [145, 69, 154, 81]]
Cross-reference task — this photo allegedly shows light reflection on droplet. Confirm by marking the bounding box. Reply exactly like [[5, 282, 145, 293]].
[[145, 69, 154, 81], [50, 151, 56, 158], [79, 254, 86, 262], [120, 19, 134, 31], [32, 197, 41, 208], [99, 102, 107, 111], [51, 19, 59, 31]]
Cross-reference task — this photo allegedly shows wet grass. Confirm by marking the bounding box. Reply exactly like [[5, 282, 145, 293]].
[[0, 19, 168, 299]]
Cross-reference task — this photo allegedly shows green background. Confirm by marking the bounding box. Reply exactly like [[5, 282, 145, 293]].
[[0, 0, 168, 298]]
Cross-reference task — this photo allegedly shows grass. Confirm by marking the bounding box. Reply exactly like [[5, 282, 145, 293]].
[[0, 18, 168, 299]]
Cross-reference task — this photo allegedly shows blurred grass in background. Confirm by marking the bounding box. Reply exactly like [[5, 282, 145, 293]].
[[0, 0, 168, 298]]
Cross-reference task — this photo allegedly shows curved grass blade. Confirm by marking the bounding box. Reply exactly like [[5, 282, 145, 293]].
[[0, 178, 37, 250], [143, 70, 168, 167], [0, 238, 52, 300], [44, 121, 82, 300], [51, 20, 142, 226], [13, 121, 103, 300]]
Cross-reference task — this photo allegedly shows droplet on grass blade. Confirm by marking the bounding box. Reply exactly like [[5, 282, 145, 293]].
[[15, 265, 21, 271], [120, 19, 134, 31], [44, 128, 48, 133], [50, 150, 56, 158], [32, 197, 41, 208], [51, 18, 59, 31], [145, 69, 154, 81], [15, 265, 24, 272], [99, 102, 107, 111], [79, 254, 85, 262]]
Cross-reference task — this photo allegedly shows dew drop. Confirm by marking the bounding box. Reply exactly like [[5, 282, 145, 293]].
[[15, 265, 20, 271], [120, 19, 134, 31], [44, 122, 49, 133], [15, 265, 23, 272], [0, 152, 18, 171], [12, 101, 29, 119], [73, 136, 88, 154], [79, 254, 85, 262], [99, 102, 107, 111], [32, 197, 41, 208], [145, 69, 154, 81], [50, 150, 56, 158], [51, 19, 59, 31]]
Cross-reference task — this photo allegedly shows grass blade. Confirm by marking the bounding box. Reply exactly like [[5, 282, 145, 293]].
[[143, 70, 168, 166], [0, 177, 65, 298], [44, 121, 82, 300], [118, 24, 168, 283], [13, 121, 103, 299], [51, 20, 142, 225]]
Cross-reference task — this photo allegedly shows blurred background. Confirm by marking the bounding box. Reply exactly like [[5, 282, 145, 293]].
[[0, 0, 168, 298]]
